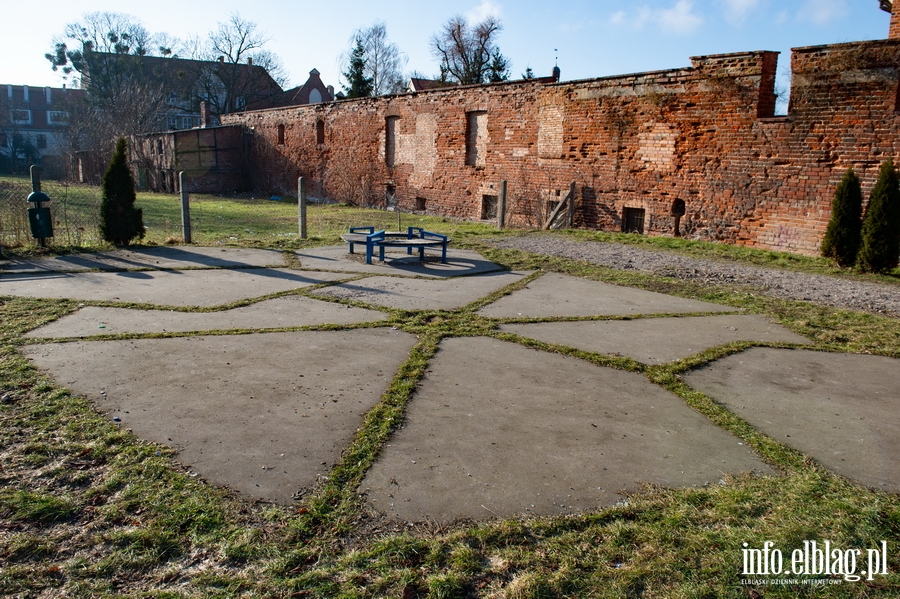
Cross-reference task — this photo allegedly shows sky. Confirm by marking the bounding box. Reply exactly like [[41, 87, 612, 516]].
[[0, 0, 893, 104]]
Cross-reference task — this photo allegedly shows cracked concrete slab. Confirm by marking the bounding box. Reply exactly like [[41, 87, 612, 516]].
[[501, 315, 809, 364], [360, 337, 773, 522], [477, 272, 737, 318], [311, 271, 530, 311], [296, 245, 504, 278], [23, 329, 416, 505], [1, 246, 285, 273], [25, 295, 388, 338], [683, 348, 900, 492], [0, 268, 349, 306]]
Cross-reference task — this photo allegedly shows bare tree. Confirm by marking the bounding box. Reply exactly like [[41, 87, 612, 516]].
[[343, 22, 407, 96], [193, 13, 288, 115], [45, 12, 181, 170], [429, 15, 510, 85], [45, 12, 173, 89]]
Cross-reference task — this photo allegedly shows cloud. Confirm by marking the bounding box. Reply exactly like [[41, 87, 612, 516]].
[[610, 1, 703, 34], [719, 0, 761, 24], [658, 0, 704, 33], [466, 1, 502, 23], [796, 0, 848, 25]]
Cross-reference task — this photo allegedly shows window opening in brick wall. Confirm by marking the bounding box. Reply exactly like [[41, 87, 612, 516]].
[[157, 139, 163, 154], [277, 124, 285, 145], [385, 116, 399, 166], [623, 207, 645, 233], [671, 199, 686, 237], [482, 194, 498, 220], [547, 200, 560, 217], [466, 111, 487, 167], [316, 120, 325, 145], [386, 184, 397, 208], [416, 197, 426, 211]]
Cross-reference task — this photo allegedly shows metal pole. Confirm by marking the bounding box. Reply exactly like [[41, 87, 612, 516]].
[[179, 171, 191, 244], [298, 177, 307, 239], [30, 165, 47, 247], [567, 181, 576, 228], [498, 180, 507, 229]]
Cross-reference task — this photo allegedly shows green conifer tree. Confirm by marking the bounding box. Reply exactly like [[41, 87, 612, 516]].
[[857, 159, 900, 273], [100, 137, 145, 246], [820, 168, 863, 267], [342, 38, 374, 98]]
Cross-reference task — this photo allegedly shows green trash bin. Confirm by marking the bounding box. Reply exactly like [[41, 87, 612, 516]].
[[28, 206, 54, 239]]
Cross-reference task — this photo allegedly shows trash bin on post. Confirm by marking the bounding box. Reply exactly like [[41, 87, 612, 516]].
[[26, 165, 53, 247]]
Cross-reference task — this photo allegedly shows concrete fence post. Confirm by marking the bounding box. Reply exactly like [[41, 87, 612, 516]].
[[298, 177, 307, 239], [498, 180, 507, 230], [179, 171, 191, 244]]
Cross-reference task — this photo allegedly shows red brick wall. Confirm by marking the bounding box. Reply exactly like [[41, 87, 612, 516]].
[[223, 40, 900, 256], [891, 3, 900, 40]]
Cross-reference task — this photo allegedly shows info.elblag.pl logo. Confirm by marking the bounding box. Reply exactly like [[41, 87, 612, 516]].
[[741, 541, 890, 584]]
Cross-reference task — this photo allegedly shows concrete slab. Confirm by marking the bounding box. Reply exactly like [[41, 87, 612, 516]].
[[477, 272, 738, 318], [23, 330, 416, 504], [295, 245, 504, 278], [360, 337, 773, 522], [501, 315, 809, 364], [24, 296, 388, 338], [683, 348, 900, 492], [0, 246, 285, 274], [311, 271, 530, 311], [0, 268, 348, 307]]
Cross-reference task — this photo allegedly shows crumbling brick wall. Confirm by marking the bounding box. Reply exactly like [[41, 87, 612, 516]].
[[223, 38, 900, 256]]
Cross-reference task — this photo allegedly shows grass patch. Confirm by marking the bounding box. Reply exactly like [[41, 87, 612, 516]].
[[1, 227, 899, 596]]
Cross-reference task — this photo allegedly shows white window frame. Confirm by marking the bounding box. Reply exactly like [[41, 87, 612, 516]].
[[47, 111, 69, 125], [11, 109, 32, 125]]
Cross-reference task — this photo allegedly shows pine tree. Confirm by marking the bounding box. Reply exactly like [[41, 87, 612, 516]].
[[857, 159, 900, 273], [820, 168, 863, 267], [342, 38, 373, 98], [488, 49, 510, 82], [100, 137, 145, 246]]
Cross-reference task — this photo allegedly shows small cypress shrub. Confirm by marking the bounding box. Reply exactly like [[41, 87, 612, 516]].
[[857, 159, 900, 273], [100, 137, 145, 246], [820, 168, 863, 267]]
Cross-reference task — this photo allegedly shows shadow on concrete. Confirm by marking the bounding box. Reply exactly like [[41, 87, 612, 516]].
[[296, 245, 504, 278], [1, 246, 285, 274]]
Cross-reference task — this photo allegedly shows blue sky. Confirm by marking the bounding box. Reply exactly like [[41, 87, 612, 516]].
[[1, 0, 892, 99]]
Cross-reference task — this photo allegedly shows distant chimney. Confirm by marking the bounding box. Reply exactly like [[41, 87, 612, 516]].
[[218, 56, 225, 63], [552, 66, 561, 82], [247, 57, 252, 66], [200, 101, 211, 128], [326, 85, 334, 100]]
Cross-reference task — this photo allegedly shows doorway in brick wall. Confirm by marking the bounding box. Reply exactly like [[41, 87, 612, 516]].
[[482, 195, 498, 220], [623, 207, 645, 233]]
